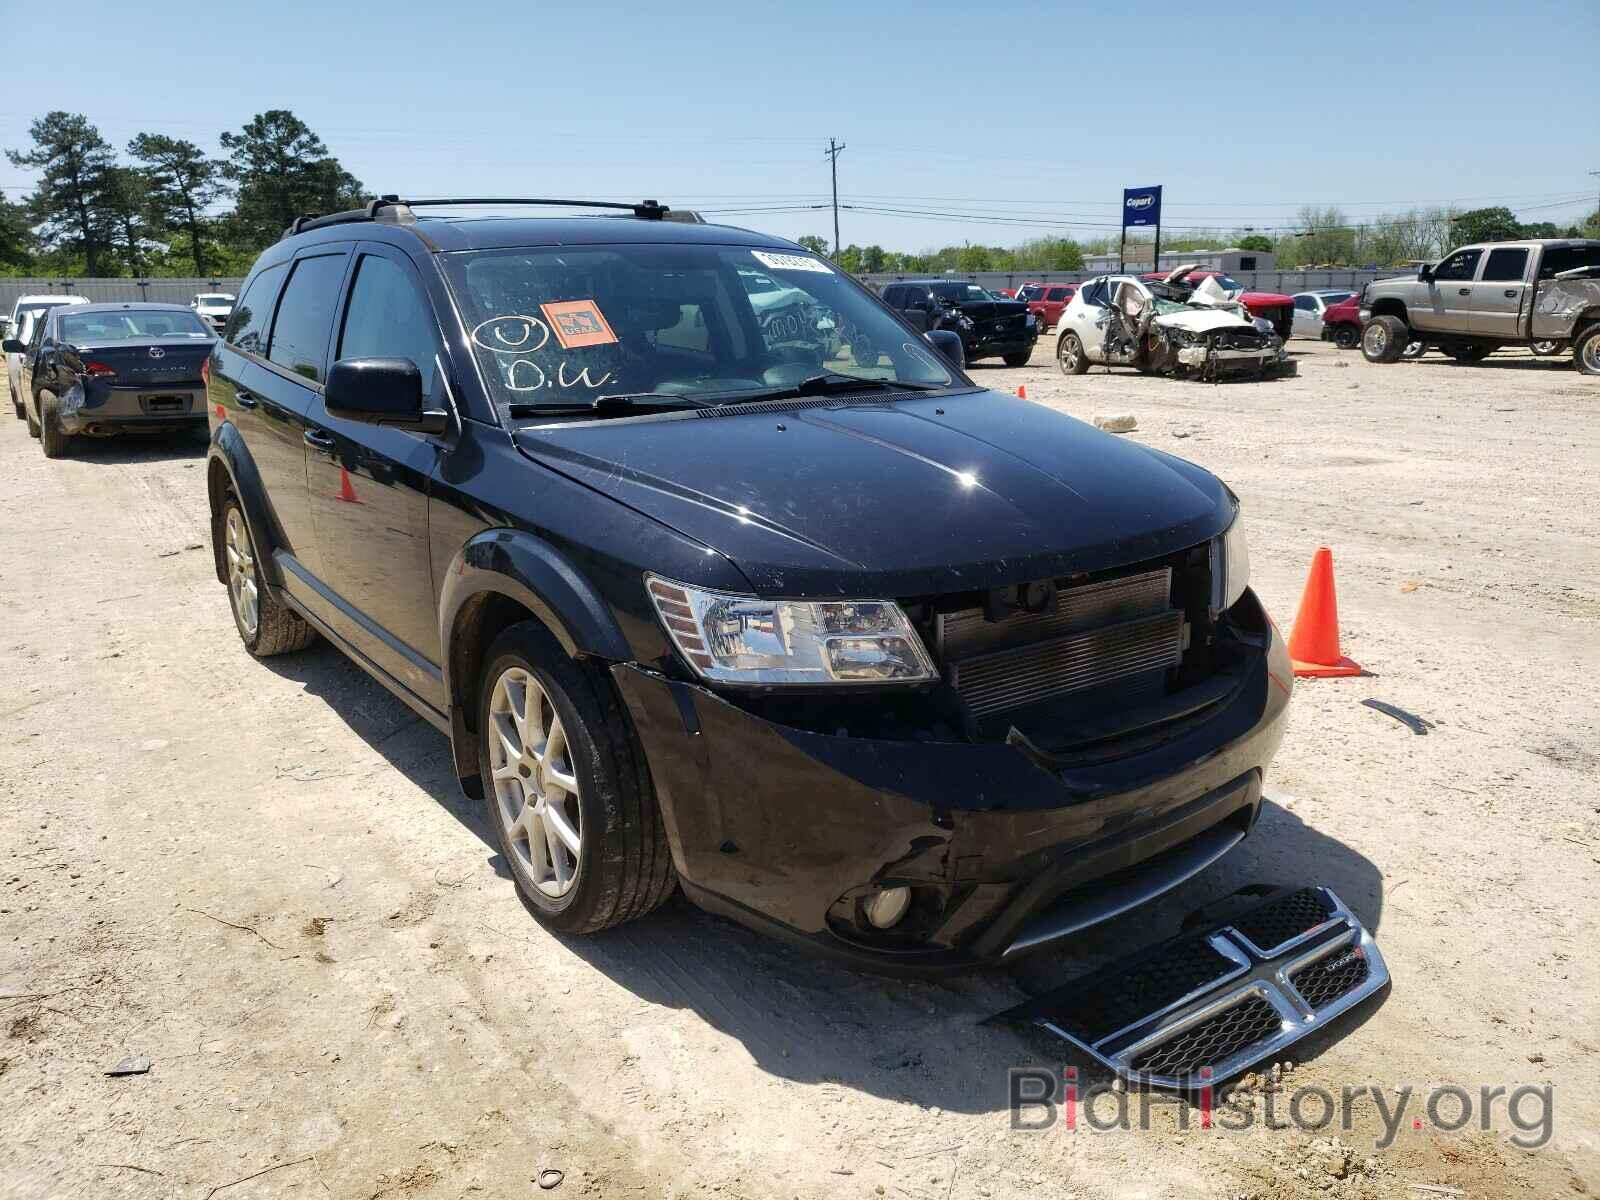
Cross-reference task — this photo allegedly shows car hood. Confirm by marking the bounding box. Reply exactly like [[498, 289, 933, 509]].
[[1152, 308, 1253, 333], [513, 391, 1232, 597]]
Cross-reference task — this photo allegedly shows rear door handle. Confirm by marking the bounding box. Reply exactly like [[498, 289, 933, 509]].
[[1504, 289, 1519, 298], [235, 390, 257, 408], [303, 429, 335, 452], [1457, 288, 1470, 296]]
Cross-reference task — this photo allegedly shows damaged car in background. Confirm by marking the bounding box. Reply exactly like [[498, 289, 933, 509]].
[[1055, 265, 1296, 380]]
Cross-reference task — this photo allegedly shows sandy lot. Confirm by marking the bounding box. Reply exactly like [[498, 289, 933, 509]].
[[2, 339, 1596, 1199]]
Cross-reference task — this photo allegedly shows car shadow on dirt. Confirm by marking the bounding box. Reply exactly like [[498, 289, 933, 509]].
[[250, 641, 1388, 1113], [47, 431, 209, 464]]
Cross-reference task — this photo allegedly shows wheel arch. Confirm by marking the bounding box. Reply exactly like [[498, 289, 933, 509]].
[[439, 529, 633, 797], [205, 425, 285, 589], [1367, 297, 1408, 324]]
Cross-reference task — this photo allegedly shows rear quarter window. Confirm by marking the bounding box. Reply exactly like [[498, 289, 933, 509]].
[[227, 263, 288, 354]]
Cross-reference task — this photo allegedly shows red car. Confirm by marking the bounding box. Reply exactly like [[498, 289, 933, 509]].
[[1318, 293, 1362, 349], [1140, 269, 1294, 341], [1015, 282, 1078, 331]]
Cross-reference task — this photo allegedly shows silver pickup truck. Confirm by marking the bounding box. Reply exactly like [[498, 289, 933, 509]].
[[1360, 238, 1600, 374]]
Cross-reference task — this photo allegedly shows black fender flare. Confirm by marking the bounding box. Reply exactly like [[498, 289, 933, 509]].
[[437, 528, 632, 794], [205, 423, 286, 589], [1366, 298, 1409, 327]]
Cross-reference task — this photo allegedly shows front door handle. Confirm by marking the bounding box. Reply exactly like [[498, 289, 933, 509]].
[[303, 429, 335, 453], [235, 389, 258, 409], [1504, 289, 1519, 298], [1457, 288, 1470, 296]]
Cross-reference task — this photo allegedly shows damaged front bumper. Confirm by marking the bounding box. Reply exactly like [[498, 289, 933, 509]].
[[612, 596, 1292, 972]]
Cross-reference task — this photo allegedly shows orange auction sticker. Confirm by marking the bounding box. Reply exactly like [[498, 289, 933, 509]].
[[540, 300, 619, 349]]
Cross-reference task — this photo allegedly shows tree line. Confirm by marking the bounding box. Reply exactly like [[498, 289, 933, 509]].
[[1, 110, 363, 278], [801, 204, 1600, 275]]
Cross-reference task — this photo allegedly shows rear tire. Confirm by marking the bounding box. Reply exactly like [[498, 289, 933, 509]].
[[1003, 351, 1031, 367], [9, 380, 22, 419], [1530, 340, 1567, 357], [477, 620, 675, 935], [1449, 344, 1493, 363], [1056, 332, 1090, 376], [39, 391, 70, 458], [1361, 316, 1408, 363], [221, 496, 315, 657], [1574, 324, 1600, 377], [25, 394, 41, 438], [1332, 324, 1360, 350], [1401, 340, 1427, 360]]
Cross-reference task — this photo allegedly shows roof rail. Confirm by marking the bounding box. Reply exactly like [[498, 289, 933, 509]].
[[281, 195, 672, 241]]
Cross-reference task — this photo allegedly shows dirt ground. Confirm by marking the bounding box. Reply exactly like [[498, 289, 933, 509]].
[[2, 339, 1596, 1200]]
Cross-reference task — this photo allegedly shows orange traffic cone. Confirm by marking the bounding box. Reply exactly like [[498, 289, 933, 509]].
[[337, 466, 363, 505], [1017, 384, 1027, 399], [1287, 547, 1361, 677]]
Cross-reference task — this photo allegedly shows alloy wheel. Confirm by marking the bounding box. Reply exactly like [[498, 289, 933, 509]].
[[224, 507, 259, 638], [1058, 335, 1080, 373], [1363, 323, 1387, 356], [488, 667, 583, 898]]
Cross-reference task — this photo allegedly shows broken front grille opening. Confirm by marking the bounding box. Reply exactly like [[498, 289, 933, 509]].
[[909, 542, 1228, 751]]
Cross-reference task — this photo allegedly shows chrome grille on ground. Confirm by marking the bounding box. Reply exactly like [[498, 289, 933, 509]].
[[937, 568, 1183, 720], [992, 886, 1389, 1089]]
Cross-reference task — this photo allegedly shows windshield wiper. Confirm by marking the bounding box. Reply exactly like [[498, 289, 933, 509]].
[[507, 392, 710, 420], [710, 374, 945, 406]]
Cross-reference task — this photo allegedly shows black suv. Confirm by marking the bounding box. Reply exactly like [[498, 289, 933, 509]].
[[206, 197, 1290, 971], [879, 279, 1037, 366]]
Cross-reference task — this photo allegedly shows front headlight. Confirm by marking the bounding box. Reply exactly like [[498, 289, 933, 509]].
[[646, 576, 937, 686], [1213, 507, 1251, 612]]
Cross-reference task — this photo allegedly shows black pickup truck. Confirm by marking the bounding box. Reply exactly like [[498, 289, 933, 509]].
[[879, 279, 1038, 365]]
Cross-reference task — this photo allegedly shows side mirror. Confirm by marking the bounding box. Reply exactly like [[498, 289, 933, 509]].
[[1417, 264, 1434, 283], [325, 357, 448, 434], [902, 307, 930, 333], [2, 338, 26, 355], [925, 329, 965, 369]]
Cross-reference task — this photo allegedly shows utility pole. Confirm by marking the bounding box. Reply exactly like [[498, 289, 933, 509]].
[[1589, 171, 1600, 227], [824, 138, 846, 256]]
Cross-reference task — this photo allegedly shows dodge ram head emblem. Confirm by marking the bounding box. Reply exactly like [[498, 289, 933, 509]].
[[148, 347, 165, 359]]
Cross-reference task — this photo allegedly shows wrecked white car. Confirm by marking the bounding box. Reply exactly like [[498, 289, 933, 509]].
[[1055, 265, 1295, 381]]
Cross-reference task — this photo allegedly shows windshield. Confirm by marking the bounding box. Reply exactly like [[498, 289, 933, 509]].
[[443, 244, 957, 412], [59, 310, 212, 341], [17, 300, 74, 322], [1016, 285, 1044, 301], [930, 282, 997, 304]]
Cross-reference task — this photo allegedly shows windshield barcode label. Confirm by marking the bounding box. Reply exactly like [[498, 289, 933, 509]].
[[751, 251, 832, 274]]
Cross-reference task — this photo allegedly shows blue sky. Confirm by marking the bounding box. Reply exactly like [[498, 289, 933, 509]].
[[2, 0, 1596, 251]]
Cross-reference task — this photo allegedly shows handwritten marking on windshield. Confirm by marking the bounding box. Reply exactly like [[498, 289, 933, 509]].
[[557, 363, 613, 390], [506, 359, 548, 391], [471, 315, 550, 354]]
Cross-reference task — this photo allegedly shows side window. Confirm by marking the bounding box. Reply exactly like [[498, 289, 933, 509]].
[[1538, 244, 1600, 278], [1080, 280, 1108, 307], [1046, 287, 1070, 301], [1239, 256, 1257, 271], [1433, 250, 1482, 282], [336, 254, 440, 394], [1481, 248, 1528, 283], [882, 286, 903, 308], [1294, 295, 1316, 311], [227, 263, 288, 354], [268, 254, 349, 382]]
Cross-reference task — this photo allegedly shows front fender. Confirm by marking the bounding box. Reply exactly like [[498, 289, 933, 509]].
[[438, 528, 634, 796], [206, 423, 285, 589]]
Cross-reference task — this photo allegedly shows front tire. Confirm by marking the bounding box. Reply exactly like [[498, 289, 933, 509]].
[[477, 621, 674, 935], [1057, 332, 1090, 376], [1003, 350, 1031, 367], [39, 391, 70, 458], [25, 393, 41, 438], [1574, 324, 1600, 377], [1361, 316, 1408, 363], [1333, 324, 1360, 350], [221, 497, 315, 657]]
